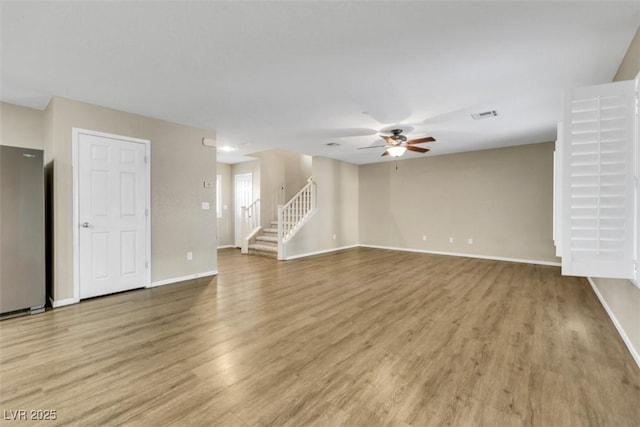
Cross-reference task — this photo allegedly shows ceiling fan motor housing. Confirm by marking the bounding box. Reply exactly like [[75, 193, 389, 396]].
[[390, 129, 407, 144]]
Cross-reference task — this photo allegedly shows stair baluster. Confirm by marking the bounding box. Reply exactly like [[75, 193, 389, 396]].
[[276, 177, 317, 260]]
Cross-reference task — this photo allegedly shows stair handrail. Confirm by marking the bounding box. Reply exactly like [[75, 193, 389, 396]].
[[277, 177, 316, 259], [241, 198, 261, 254]]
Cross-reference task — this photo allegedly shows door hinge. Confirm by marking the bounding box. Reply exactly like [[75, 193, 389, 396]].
[[145, 208, 149, 217], [145, 261, 149, 269], [144, 155, 148, 164]]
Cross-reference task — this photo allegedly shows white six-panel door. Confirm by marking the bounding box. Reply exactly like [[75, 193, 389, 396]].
[[77, 131, 149, 299]]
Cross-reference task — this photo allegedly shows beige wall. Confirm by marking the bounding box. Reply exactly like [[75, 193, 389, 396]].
[[43, 99, 54, 163], [285, 153, 312, 200], [614, 26, 640, 82], [359, 142, 558, 263], [285, 156, 359, 257], [256, 149, 286, 227], [216, 163, 234, 247], [592, 25, 640, 362], [253, 149, 311, 228], [300, 155, 312, 185], [48, 97, 217, 301], [0, 102, 45, 150]]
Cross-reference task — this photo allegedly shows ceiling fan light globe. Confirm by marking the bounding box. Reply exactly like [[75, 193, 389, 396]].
[[387, 146, 407, 157]]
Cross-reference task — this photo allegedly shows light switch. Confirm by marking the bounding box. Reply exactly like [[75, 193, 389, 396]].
[[201, 202, 210, 210]]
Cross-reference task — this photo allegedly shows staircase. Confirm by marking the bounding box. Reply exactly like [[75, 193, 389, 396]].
[[248, 221, 279, 258], [241, 177, 316, 260], [277, 177, 317, 260]]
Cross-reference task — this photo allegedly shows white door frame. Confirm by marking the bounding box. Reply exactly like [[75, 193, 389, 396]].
[[72, 128, 151, 303], [234, 173, 253, 248]]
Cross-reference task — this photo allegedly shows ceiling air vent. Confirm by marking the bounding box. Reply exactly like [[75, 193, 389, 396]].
[[471, 110, 498, 120]]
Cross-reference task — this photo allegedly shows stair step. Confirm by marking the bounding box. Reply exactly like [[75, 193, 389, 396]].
[[263, 224, 298, 235], [248, 250, 277, 259], [256, 235, 278, 243], [248, 243, 278, 258], [249, 243, 278, 252]]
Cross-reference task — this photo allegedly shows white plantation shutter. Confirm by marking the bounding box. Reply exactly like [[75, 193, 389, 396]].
[[561, 80, 637, 279]]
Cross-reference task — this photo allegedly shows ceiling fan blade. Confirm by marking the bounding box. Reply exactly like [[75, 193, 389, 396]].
[[357, 145, 387, 150], [295, 128, 378, 139], [406, 146, 429, 153], [381, 150, 390, 157], [406, 136, 436, 145]]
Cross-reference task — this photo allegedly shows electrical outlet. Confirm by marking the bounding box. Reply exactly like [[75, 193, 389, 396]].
[[187, 252, 193, 260], [332, 234, 336, 240], [449, 237, 454, 244], [422, 235, 427, 241], [467, 238, 473, 245], [201, 202, 210, 210]]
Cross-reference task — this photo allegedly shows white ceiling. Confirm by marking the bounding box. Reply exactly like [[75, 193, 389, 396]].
[[1, 1, 638, 164]]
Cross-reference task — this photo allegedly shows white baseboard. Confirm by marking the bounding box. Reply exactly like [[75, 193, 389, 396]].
[[587, 277, 640, 368], [284, 244, 359, 260], [149, 270, 218, 288], [50, 297, 78, 308], [358, 244, 561, 267], [217, 245, 236, 249], [49, 272, 219, 306], [283, 244, 560, 266]]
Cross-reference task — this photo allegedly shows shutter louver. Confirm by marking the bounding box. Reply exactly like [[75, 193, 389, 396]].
[[562, 80, 636, 278]]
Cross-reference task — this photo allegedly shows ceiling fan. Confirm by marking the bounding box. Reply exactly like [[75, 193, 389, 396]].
[[358, 129, 435, 157]]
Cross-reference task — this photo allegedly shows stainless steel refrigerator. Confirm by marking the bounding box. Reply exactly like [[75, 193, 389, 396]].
[[0, 145, 45, 316]]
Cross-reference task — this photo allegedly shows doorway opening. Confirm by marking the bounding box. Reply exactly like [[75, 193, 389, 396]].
[[234, 173, 253, 248]]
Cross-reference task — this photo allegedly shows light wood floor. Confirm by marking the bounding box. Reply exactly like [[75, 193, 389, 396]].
[[1, 248, 639, 426]]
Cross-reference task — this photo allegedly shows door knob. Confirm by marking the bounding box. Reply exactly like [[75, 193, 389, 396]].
[[81, 222, 90, 228]]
